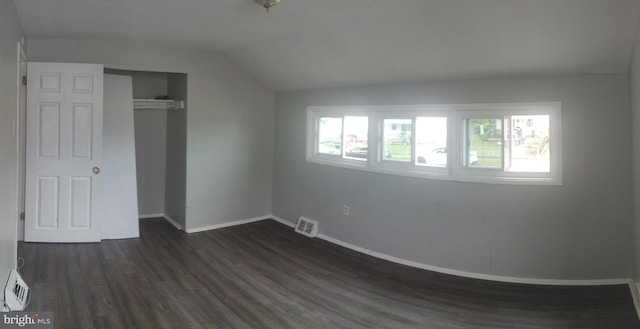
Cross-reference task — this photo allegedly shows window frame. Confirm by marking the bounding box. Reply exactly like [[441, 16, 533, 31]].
[[306, 108, 370, 170], [368, 110, 451, 178], [306, 103, 562, 186], [452, 104, 561, 184]]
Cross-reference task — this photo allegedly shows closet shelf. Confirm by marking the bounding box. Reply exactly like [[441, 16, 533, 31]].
[[133, 99, 184, 110]]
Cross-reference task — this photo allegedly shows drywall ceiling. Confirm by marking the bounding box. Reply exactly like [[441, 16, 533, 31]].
[[15, 0, 640, 91]]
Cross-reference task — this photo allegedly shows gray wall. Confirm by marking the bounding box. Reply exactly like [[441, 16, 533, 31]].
[[105, 69, 168, 99], [134, 109, 167, 215], [27, 39, 275, 231], [0, 0, 22, 286], [166, 73, 188, 228], [273, 75, 632, 280], [631, 25, 640, 283]]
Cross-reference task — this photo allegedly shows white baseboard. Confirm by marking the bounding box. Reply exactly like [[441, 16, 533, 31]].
[[139, 213, 183, 231], [163, 214, 183, 231], [271, 215, 295, 228], [320, 233, 629, 286], [185, 215, 272, 233], [138, 213, 165, 219], [270, 214, 631, 287]]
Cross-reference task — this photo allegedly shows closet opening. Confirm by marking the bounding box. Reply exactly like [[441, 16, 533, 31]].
[[105, 68, 187, 230]]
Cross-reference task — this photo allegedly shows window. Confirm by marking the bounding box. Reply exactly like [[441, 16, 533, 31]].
[[454, 105, 559, 183], [307, 110, 369, 168], [463, 115, 550, 172], [307, 103, 561, 185]]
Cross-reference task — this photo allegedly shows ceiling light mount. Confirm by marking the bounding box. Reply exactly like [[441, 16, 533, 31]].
[[255, 0, 281, 12]]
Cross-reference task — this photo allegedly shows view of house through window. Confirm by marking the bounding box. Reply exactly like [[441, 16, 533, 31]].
[[382, 119, 412, 162]]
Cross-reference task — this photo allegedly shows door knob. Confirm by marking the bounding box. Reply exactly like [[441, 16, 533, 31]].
[[92, 167, 100, 174]]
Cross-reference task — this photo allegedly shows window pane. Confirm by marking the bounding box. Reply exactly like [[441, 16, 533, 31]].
[[382, 119, 412, 162], [415, 117, 447, 167], [508, 115, 550, 172], [343, 116, 369, 161], [466, 119, 502, 168], [318, 117, 342, 155]]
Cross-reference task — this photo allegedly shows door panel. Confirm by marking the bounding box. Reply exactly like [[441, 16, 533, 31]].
[[69, 177, 91, 228], [36, 176, 58, 229], [25, 62, 103, 243], [37, 103, 60, 159], [71, 104, 93, 159]]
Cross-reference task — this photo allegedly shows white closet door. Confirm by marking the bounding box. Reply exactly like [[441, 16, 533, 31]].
[[25, 62, 103, 243], [101, 74, 140, 239]]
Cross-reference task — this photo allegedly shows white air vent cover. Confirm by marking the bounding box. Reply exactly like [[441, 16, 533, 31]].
[[3, 269, 30, 311], [295, 217, 318, 237]]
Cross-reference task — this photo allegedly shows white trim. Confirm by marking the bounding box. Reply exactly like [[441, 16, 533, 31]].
[[138, 213, 183, 230], [163, 214, 183, 231], [139, 213, 165, 219], [14, 43, 27, 267], [271, 215, 295, 228], [316, 232, 625, 286], [272, 215, 628, 286], [185, 215, 272, 233]]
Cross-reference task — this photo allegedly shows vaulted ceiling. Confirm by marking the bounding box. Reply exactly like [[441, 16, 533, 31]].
[[14, 0, 640, 91]]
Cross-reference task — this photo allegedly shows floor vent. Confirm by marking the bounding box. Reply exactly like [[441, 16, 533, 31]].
[[3, 269, 30, 311], [295, 217, 318, 238]]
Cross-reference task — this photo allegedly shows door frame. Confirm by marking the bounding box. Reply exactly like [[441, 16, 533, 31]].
[[15, 41, 26, 246]]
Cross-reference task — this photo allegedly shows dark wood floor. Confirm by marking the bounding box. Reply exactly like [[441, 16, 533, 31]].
[[18, 218, 640, 329]]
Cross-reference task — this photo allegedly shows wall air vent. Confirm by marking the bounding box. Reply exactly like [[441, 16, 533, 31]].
[[3, 269, 30, 312], [295, 216, 318, 238]]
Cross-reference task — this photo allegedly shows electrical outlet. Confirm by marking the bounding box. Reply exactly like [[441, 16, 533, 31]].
[[343, 205, 350, 216]]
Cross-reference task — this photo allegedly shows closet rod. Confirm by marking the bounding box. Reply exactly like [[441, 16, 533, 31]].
[[133, 99, 184, 110]]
